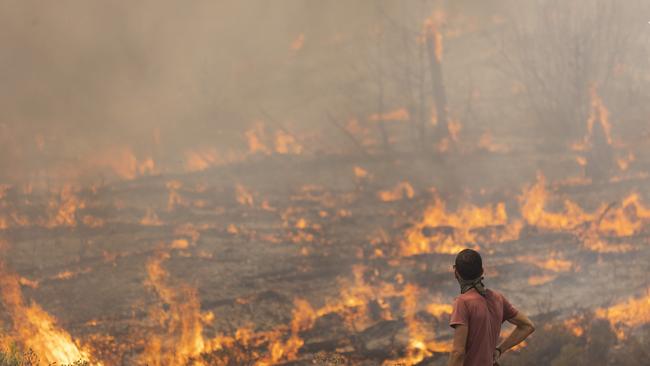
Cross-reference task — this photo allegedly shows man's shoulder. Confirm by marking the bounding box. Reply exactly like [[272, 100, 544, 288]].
[[454, 289, 510, 304], [455, 288, 483, 302], [486, 288, 512, 304], [487, 288, 503, 297]]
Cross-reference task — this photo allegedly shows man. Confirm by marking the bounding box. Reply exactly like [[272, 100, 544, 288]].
[[447, 249, 535, 366]]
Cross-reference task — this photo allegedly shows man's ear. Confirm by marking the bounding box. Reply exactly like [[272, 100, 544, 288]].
[[480, 267, 484, 276]]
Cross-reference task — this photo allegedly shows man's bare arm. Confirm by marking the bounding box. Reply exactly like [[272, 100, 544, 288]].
[[447, 324, 468, 366], [497, 311, 535, 355]]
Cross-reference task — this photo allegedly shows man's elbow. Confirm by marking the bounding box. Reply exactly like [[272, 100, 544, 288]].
[[522, 320, 535, 334]]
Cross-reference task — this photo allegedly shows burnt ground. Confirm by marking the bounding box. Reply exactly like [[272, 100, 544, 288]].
[[2, 149, 650, 365]]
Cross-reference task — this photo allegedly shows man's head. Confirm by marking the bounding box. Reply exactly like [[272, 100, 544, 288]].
[[454, 249, 483, 280]]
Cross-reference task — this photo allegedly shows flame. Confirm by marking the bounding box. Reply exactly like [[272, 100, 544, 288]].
[[616, 152, 635, 171], [170, 239, 189, 249], [317, 265, 397, 330], [597, 193, 650, 236], [478, 131, 510, 153], [174, 223, 201, 244], [141, 251, 212, 366], [246, 122, 272, 155], [402, 196, 519, 256], [0, 259, 99, 365], [423, 12, 445, 62], [53, 268, 92, 281], [563, 317, 585, 337], [426, 303, 453, 318], [527, 274, 557, 286], [344, 118, 376, 147], [378, 181, 415, 202], [274, 130, 303, 154], [19, 277, 40, 289], [519, 173, 594, 231], [139, 252, 325, 365], [447, 120, 462, 142], [82, 215, 104, 228], [595, 289, 650, 339], [245, 122, 302, 156], [227, 223, 239, 234], [45, 186, 83, 228], [184, 147, 220, 172], [235, 184, 254, 206], [166, 181, 184, 211], [520, 173, 650, 252], [87, 146, 155, 180], [353, 166, 370, 180], [184, 148, 245, 172], [572, 87, 613, 151], [518, 254, 574, 273], [368, 107, 410, 122], [383, 285, 451, 366], [258, 299, 315, 365], [290, 33, 305, 51], [587, 87, 613, 145], [436, 120, 462, 152], [141, 208, 163, 226]]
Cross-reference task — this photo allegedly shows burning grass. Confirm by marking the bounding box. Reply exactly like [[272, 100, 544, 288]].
[[3, 161, 650, 364]]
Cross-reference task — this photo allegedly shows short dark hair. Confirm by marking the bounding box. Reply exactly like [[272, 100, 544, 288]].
[[455, 249, 483, 280]]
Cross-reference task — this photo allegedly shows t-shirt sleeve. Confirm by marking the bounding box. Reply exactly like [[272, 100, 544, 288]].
[[502, 294, 519, 322], [449, 298, 468, 328]]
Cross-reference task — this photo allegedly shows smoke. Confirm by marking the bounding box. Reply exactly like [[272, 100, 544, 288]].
[[1, 0, 649, 189], [0, 1, 323, 182]]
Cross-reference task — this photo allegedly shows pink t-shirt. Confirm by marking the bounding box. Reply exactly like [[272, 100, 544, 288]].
[[449, 288, 518, 366]]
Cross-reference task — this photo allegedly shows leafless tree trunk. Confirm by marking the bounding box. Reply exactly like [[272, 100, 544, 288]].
[[426, 24, 449, 144]]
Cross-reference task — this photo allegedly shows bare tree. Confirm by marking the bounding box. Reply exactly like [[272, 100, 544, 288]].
[[496, 0, 647, 146]]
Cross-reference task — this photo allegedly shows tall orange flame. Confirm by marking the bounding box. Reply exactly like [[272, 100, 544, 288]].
[[402, 196, 519, 256], [141, 251, 213, 366], [0, 256, 99, 365]]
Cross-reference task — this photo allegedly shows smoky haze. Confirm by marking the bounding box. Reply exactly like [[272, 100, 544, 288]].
[[0, 1, 515, 185], [4, 0, 647, 186]]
